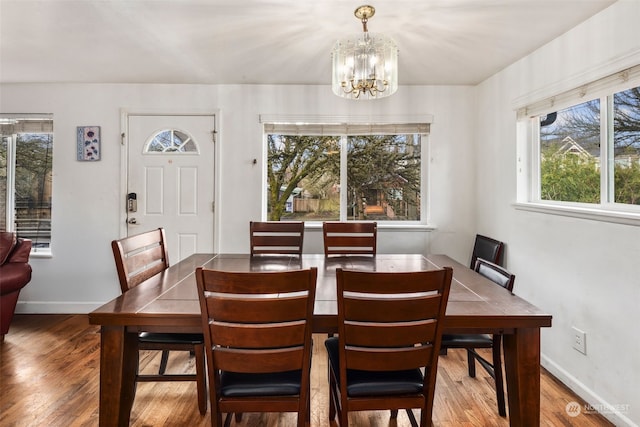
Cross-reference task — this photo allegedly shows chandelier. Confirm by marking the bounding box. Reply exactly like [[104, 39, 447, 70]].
[[331, 5, 398, 100]]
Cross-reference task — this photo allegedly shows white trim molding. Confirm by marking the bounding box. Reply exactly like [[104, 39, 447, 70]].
[[514, 202, 640, 227], [541, 354, 638, 427]]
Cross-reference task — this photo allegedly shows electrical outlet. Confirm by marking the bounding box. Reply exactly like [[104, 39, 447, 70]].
[[572, 327, 586, 355]]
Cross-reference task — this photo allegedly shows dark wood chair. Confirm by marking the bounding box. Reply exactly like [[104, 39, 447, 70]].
[[111, 228, 207, 415], [249, 221, 304, 255], [470, 234, 504, 268], [322, 221, 377, 257], [440, 258, 516, 417], [195, 267, 317, 427], [325, 267, 453, 427]]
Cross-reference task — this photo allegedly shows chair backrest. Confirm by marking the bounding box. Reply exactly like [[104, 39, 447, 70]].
[[470, 234, 504, 268], [335, 267, 452, 419], [322, 221, 377, 256], [474, 258, 515, 292], [249, 221, 304, 256], [195, 267, 317, 415], [111, 228, 170, 293]]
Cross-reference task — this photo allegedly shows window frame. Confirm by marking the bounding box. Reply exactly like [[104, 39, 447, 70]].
[[515, 65, 640, 226], [143, 128, 200, 154], [1, 114, 54, 254], [260, 117, 432, 226]]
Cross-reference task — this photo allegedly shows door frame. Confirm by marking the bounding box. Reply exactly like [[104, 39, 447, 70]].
[[118, 108, 221, 252]]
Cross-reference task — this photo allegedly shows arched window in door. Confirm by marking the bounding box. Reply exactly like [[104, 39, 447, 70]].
[[144, 129, 199, 153]]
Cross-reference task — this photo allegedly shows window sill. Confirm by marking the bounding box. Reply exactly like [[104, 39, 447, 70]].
[[30, 250, 53, 259], [514, 202, 640, 226], [303, 222, 435, 232]]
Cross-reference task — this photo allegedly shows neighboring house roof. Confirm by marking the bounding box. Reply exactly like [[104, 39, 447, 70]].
[[555, 136, 593, 160]]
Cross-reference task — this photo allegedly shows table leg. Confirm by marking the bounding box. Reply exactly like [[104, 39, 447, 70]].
[[98, 325, 138, 427], [503, 327, 541, 426]]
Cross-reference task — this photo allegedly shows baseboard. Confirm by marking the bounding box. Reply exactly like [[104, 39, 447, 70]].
[[541, 354, 638, 427], [15, 301, 103, 314]]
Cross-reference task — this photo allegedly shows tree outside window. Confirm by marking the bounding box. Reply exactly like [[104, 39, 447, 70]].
[[266, 131, 422, 222], [538, 86, 640, 206], [1, 116, 53, 250], [347, 135, 420, 221], [612, 87, 640, 205]]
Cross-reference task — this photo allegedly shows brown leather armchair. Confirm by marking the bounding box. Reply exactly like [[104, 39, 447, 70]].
[[0, 232, 32, 340]]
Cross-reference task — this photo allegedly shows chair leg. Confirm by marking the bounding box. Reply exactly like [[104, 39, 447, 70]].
[[327, 359, 338, 422], [339, 405, 349, 427], [406, 409, 418, 427], [194, 344, 207, 415], [297, 400, 307, 427], [209, 384, 221, 427], [334, 372, 348, 427], [466, 349, 477, 378], [421, 402, 435, 427], [308, 400, 312, 425], [492, 336, 507, 417], [159, 350, 170, 375], [328, 374, 337, 421]]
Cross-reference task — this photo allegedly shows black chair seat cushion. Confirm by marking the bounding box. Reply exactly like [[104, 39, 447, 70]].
[[138, 332, 204, 345], [220, 370, 301, 397], [325, 337, 424, 397], [441, 334, 493, 348]]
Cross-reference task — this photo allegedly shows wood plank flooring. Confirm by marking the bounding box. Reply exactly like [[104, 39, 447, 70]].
[[1, 314, 613, 427]]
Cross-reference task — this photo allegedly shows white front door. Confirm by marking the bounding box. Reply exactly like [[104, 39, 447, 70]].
[[126, 114, 215, 264]]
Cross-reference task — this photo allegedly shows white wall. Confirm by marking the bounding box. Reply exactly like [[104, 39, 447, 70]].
[[475, 1, 640, 425], [0, 83, 476, 311]]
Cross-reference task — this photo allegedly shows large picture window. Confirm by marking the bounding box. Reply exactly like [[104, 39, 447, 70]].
[[264, 122, 428, 222], [519, 65, 640, 218], [1, 115, 53, 251]]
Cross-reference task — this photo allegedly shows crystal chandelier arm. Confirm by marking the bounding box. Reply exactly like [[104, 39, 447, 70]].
[[342, 78, 361, 98]]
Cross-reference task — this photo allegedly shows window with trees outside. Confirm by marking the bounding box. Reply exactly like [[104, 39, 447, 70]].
[[0, 115, 53, 252], [519, 65, 640, 217], [263, 122, 428, 222]]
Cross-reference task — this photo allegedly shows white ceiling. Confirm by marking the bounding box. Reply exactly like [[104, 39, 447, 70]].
[[0, 0, 616, 86]]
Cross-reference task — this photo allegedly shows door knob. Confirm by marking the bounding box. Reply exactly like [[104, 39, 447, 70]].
[[127, 218, 137, 224]]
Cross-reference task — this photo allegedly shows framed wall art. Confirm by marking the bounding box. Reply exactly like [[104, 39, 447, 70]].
[[77, 126, 101, 161]]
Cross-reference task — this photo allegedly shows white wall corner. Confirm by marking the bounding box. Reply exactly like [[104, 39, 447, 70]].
[[541, 354, 639, 427]]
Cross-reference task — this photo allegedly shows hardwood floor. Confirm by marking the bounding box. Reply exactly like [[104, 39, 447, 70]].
[[1, 314, 613, 427]]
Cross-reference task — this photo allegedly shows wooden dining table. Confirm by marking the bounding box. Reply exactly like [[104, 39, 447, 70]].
[[89, 253, 552, 427]]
